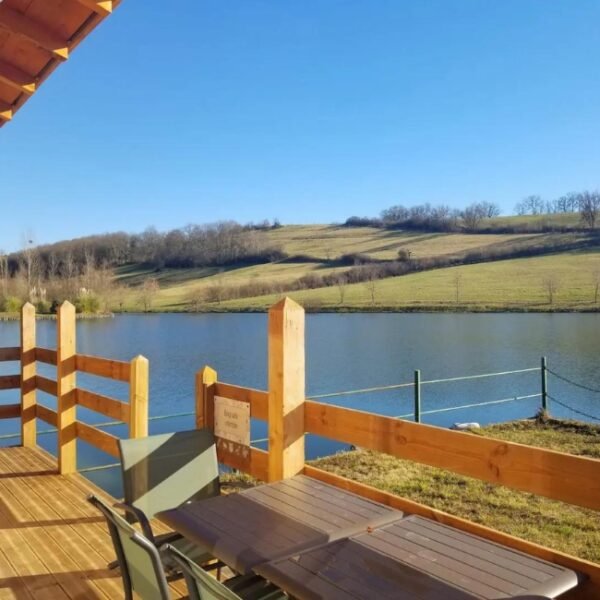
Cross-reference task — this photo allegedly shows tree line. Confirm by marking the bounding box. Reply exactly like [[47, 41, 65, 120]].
[[346, 191, 600, 232], [0, 221, 284, 313], [346, 201, 501, 232], [514, 191, 600, 228], [3, 221, 284, 278]]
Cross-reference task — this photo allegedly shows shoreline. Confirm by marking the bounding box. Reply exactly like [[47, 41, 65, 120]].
[[2, 307, 598, 319], [114, 305, 600, 315], [0, 312, 114, 321]]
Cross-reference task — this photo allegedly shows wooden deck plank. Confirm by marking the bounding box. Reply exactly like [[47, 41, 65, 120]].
[[0, 545, 35, 600], [0, 446, 186, 599], [0, 450, 118, 599]]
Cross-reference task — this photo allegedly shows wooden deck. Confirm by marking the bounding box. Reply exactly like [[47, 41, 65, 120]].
[[0, 445, 186, 600]]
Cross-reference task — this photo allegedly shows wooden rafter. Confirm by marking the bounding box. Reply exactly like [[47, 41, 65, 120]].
[[0, 0, 121, 128], [0, 59, 36, 95], [0, 100, 13, 121], [0, 5, 70, 61], [73, 0, 113, 17]]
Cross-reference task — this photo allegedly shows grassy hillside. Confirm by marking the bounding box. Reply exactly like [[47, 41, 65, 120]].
[[114, 221, 599, 312], [260, 225, 542, 261], [214, 249, 600, 311]]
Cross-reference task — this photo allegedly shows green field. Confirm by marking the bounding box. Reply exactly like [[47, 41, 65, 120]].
[[213, 249, 600, 312], [114, 222, 600, 312]]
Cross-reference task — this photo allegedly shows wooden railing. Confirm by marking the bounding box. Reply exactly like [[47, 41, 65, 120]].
[[0, 302, 148, 474], [0, 343, 22, 421], [196, 297, 600, 600]]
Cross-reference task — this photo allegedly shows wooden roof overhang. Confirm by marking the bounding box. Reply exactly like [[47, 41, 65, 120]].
[[0, 0, 120, 128]]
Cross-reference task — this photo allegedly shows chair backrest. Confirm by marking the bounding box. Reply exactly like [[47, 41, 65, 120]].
[[165, 544, 242, 600], [118, 429, 220, 520], [87, 494, 171, 600]]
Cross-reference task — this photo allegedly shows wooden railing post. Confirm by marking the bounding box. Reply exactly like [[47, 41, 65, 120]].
[[196, 366, 217, 430], [57, 301, 77, 474], [268, 297, 305, 482], [20, 302, 36, 446], [129, 355, 149, 438]]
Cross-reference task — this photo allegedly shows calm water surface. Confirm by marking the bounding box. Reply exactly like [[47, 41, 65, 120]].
[[1, 313, 599, 496]]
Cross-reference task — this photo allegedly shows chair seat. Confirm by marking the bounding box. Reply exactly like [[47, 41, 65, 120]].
[[160, 533, 215, 572]]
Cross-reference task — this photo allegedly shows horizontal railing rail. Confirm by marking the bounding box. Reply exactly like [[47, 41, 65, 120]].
[[304, 399, 600, 512], [75, 353, 131, 382], [0, 347, 20, 362], [35, 347, 57, 365]]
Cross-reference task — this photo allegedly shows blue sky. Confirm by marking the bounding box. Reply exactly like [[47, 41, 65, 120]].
[[2, 1, 600, 251]]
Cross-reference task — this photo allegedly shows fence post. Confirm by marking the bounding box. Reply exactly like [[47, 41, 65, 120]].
[[541, 356, 548, 413], [57, 301, 77, 474], [195, 366, 217, 430], [268, 297, 305, 482], [129, 355, 149, 438], [414, 370, 421, 423], [20, 303, 36, 447]]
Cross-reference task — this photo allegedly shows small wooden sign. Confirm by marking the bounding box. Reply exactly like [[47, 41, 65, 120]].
[[214, 396, 250, 446]]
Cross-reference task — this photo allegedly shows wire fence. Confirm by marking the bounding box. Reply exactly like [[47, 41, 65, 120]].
[[2, 358, 600, 474]]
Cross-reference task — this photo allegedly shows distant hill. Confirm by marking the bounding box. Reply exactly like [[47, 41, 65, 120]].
[[113, 221, 600, 312], [3, 212, 599, 314]]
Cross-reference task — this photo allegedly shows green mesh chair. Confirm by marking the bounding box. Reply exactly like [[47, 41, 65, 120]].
[[165, 544, 287, 600], [88, 494, 171, 600], [117, 429, 223, 569]]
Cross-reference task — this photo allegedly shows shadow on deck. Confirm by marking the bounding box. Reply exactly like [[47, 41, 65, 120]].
[[0, 446, 186, 600]]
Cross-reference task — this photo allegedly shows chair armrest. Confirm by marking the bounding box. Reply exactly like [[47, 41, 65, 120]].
[[113, 502, 155, 544]]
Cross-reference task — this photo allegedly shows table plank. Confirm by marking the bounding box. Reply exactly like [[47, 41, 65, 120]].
[[158, 474, 403, 574], [256, 538, 475, 600], [357, 516, 579, 599], [257, 515, 580, 600]]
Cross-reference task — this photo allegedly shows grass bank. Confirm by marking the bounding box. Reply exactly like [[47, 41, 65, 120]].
[[311, 418, 600, 562], [222, 418, 600, 562]]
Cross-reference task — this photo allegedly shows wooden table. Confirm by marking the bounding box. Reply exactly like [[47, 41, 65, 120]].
[[158, 474, 404, 574], [255, 515, 580, 599]]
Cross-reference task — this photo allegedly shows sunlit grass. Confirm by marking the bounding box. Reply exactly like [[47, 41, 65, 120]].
[[312, 418, 600, 562], [217, 250, 600, 311]]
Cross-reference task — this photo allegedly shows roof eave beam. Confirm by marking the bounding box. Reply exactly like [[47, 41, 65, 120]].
[[72, 0, 113, 17], [0, 101, 13, 122], [0, 59, 36, 95], [0, 6, 69, 61]]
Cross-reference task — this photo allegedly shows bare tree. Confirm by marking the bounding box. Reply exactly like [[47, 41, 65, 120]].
[[363, 275, 378, 306], [461, 202, 497, 231], [515, 195, 545, 216], [186, 287, 205, 312], [480, 201, 501, 218], [336, 276, 347, 305], [579, 191, 600, 229], [20, 234, 40, 300], [47, 252, 59, 280], [593, 270, 600, 304], [0, 251, 8, 298], [543, 276, 560, 305], [139, 277, 160, 311], [453, 272, 462, 304]]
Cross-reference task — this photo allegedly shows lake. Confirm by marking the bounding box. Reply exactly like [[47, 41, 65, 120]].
[[1, 313, 599, 496]]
